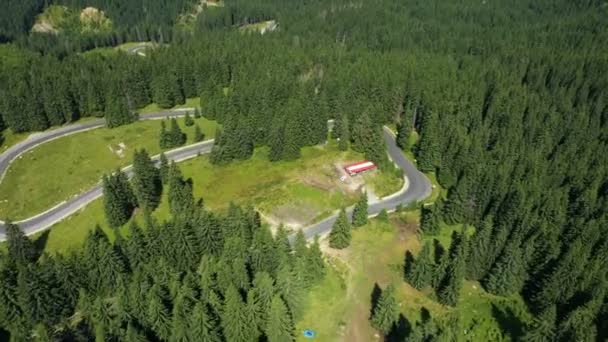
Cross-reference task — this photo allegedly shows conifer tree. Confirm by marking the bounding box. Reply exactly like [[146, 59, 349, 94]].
[[132, 149, 162, 210], [329, 208, 352, 249], [102, 170, 136, 228], [521, 305, 556, 342], [159, 121, 171, 149], [188, 302, 221, 342], [184, 112, 194, 126], [105, 83, 135, 128], [252, 272, 275, 328], [5, 222, 37, 264], [420, 205, 440, 235], [484, 239, 527, 296], [352, 192, 369, 227], [146, 284, 171, 340], [194, 107, 201, 119], [416, 110, 439, 172], [370, 284, 399, 334], [396, 114, 411, 149], [337, 113, 350, 151], [276, 264, 305, 321], [377, 209, 389, 222], [167, 163, 195, 217], [307, 236, 325, 284], [268, 118, 285, 162], [437, 231, 468, 306], [266, 295, 295, 342], [159, 152, 169, 184], [222, 285, 254, 342], [169, 118, 187, 147], [405, 242, 434, 290], [193, 124, 205, 142]]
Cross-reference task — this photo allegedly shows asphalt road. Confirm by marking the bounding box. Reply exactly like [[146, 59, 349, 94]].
[[0, 117, 431, 242]]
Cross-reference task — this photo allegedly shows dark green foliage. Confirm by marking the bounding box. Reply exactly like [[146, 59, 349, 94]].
[[193, 124, 205, 142], [131, 149, 162, 210], [351, 111, 389, 169], [193, 107, 201, 119], [222, 285, 254, 342], [184, 112, 194, 126], [102, 170, 136, 228], [396, 114, 411, 150], [420, 205, 440, 235], [266, 295, 295, 342], [521, 305, 556, 342], [167, 162, 195, 217], [105, 82, 135, 128], [437, 231, 468, 306], [352, 192, 369, 227], [337, 114, 350, 151], [160, 118, 187, 149], [159, 153, 169, 184], [210, 120, 254, 165], [370, 284, 399, 334], [484, 239, 527, 296], [5, 223, 37, 264], [376, 209, 389, 222], [329, 208, 352, 249], [404, 242, 434, 290]]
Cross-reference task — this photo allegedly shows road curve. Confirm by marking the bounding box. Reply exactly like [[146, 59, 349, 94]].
[[0, 118, 431, 241]]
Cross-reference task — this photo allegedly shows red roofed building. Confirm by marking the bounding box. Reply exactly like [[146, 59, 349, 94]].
[[344, 161, 376, 175]]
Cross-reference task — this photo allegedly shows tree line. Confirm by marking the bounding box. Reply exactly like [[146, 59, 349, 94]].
[[0, 155, 326, 340]]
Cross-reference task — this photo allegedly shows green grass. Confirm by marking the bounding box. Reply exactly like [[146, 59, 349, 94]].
[[82, 42, 157, 58], [0, 129, 30, 152], [138, 97, 200, 113], [0, 116, 217, 220], [297, 211, 531, 341]]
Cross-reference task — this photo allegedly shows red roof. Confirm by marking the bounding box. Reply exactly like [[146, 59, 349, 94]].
[[345, 161, 376, 174]]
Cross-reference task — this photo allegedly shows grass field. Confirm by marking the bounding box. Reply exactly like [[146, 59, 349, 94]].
[[296, 211, 531, 341], [138, 97, 200, 113], [3, 142, 403, 255], [0, 116, 216, 220], [0, 129, 29, 152], [82, 41, 156, 58]]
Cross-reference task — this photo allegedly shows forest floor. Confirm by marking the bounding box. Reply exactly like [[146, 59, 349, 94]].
[[1, 142, 402, 254], [0, 115, 217, 220], [296, 211, 532, 342]]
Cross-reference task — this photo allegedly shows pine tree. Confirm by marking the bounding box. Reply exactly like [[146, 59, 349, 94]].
[[352, 192, 369, 227], [184, 112, 194, 126], [193, 124, 205, 142], [5, 222, 37, 264], [169, 118, 187, 147], [420, 205, 440, 235], [329, 208, 351, 249], [370, 284, 399, 334], [415, 110, 439, 172], [377, 209, 389, 222], [159, 120, 171, 149], [396, 114, 411, 150], [132, 149, 162, 210], [222, 285, 254, 342], [159, 153, 169, 184], [484, 239, 527, 296], [146, 284, 172, 340], [268, 118, 285, 162], [102, 170, 136, 228], [194, 107, 201, 119], [338, 113, 350, 151], [188, 302, 221, 342], [405, 242, 434, 290], [306, 236, 325, 284], [105, 82, 135, 128], [437, 231, 468, 306], [521, 305, 556, 342], [266, 295, 295, 342]]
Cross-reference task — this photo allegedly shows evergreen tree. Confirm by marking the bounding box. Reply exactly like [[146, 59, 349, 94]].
[[484, 239, 527, 296], [222, 285, 254, 342], [268, 118, 285, 162], [105, 82, 135, 128], [131, 149, 162, 210], [521, 305, 556, 342], [396, 114, 411, 149], [437, 231, 468, 306], [352, 192, 369, 227], [193, 124, 205, 142], [329, 208, 352, 249], [377, 209, 389, 222], [370, 284, 399, 334], [266, 295, 295, 342], [102, 170, 136, 228], [420, 205, 440, 235], [415, 110, 439, 172], [5, 223, 37, 264], [184, 112, 194, 126], [159, 152, 169, 184], [169, 118, 187, 147], [405, 242, 434, 290], [188, 302, 221, 342], [337, 113, 350, 151], [193, 107, 201, 119], [306, 236, 325, 284], [159, 120, 171, 149]]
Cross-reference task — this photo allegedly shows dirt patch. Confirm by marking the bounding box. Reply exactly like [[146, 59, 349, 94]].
[[269, 203, 319, 229], [390, 216, 418, 242]]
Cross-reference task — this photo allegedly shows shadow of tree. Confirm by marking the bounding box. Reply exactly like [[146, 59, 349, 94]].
[[370, 283, 382, 319], [491, 303, 524, 340], [386, 314, 411, 342], [34, 230, 50, 260]]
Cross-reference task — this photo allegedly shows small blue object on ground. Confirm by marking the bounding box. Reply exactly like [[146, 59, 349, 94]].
[[303, 329, 316, 338]]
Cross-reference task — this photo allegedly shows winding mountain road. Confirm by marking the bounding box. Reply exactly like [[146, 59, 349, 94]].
[[0, 112, 431, 242]]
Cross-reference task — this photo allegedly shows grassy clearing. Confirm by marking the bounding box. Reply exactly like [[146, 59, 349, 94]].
[[4, 142, 403, 254], [0, 129, 29, 152], [82, 42, 157, 58], [297, 211, 531, 341], [138, 97, 201, 113], [0, 116, 217, 220]]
